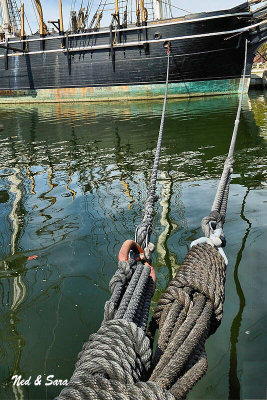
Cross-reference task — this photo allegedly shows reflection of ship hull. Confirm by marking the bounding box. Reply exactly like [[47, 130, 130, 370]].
[[0, 3, 266, 103]]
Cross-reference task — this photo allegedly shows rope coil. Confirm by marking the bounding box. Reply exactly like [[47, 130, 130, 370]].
[[57, 244, 173, 400]]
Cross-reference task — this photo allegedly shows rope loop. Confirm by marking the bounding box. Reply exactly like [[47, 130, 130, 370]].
[[201, 210, 224, 238]]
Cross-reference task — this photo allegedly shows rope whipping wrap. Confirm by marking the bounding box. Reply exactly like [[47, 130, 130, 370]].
[[202, 39, 248, 238], [135, 48, 170, 250]]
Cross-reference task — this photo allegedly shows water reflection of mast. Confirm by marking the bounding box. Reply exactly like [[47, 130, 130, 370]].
[[7, 138, 26, 400], [157, 171, 179, 281], [228, 188, 251, 400], [114, 128, 134, 209], [25, 111, 38, 195], [65, 171, 77, 201], [38, 143, 57, 220], [65, 128, 79, 200]]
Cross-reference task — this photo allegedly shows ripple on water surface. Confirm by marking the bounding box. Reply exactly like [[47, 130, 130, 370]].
[[0, 92, 266, 399]]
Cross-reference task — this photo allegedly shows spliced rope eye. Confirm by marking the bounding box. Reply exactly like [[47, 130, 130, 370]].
[[192, 39, 249, 265]]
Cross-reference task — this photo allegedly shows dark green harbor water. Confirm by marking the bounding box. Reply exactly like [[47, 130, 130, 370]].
[[0, 92, 266, 400]]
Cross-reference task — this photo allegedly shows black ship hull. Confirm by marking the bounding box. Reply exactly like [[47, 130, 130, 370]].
[[0, 2, 266, 103]]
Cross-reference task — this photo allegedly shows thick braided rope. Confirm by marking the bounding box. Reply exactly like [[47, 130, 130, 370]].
[[57, 321, 175, 399], [57, 245, 227, 399], [148, 244, 226, 399], [57, 259, 175, 400], [104, 260, 153, 329], [58, 376, 175, 400], [73, 320, 152, 383], [104, 259, 136, 322]]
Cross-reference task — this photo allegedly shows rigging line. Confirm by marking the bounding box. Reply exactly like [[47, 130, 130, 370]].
[[69, 0, 76, 29], [69, 0, 77, 30], [87, 0, 101, 29], [97, 0, 103, 13], [100, 0, 108, 17], [160, 0, 190, 14], [123, 0, 129, 24], [135, 45, 170, 249], [256, 50, 267, 62], [211, 39, 248, 217], [87, 0, 94, 19], [24, 11, 33, 34], [93, 0, 103, 20], [228, 40, 248, 159], [30, 0, 39, 25], [168, 0, 173, 18], [19, 1, 33, 34], [69, 0, 73, 30], [91, 0, 107, 29], [151, 0, 155, 20], [193, 40, 248, 265]]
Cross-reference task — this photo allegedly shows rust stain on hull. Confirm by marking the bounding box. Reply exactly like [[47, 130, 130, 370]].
[[0, 79, 249, 104]]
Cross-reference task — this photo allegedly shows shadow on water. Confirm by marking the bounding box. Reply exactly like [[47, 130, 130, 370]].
[[228, 188, 251, 400], [0, 92, 266, 399]]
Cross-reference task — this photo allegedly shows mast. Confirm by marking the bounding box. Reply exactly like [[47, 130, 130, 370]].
[[19, 2, 25, 38], [139, 0, 148, 24], [114, 0, 120, 25], [153, 0, 162, 19], [58, 0, 64, 34], [34, 0, 47, 35], [0, 0, 11, 34], [115, 0, 119, 16]]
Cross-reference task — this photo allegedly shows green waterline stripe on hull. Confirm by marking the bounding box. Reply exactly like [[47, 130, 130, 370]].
[[0, 78, 250, 104]]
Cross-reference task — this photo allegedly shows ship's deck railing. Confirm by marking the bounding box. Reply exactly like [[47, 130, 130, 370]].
[[3, 11, 251, 46], [0, 17, 265, 59]]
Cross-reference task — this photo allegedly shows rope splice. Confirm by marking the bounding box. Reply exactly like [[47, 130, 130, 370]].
[[193, 39, 248, 265], [135, 42, 171, 251]]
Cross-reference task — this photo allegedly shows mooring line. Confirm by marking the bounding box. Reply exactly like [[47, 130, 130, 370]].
[[135, 43, 171, 250], [192, 39, 249, 264]]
